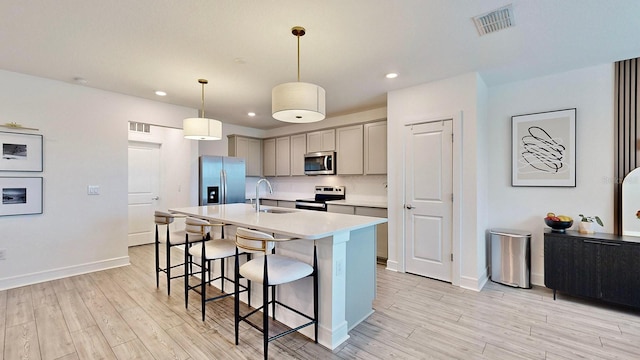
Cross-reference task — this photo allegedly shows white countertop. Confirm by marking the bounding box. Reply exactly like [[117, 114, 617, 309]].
[[169, 203, 387, 240]]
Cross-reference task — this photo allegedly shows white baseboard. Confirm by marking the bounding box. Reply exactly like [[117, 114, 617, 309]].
[[459, 268, 489, 292], [531, 272, 544, 287], [385, 259, 399, 272], [0, 256, 130, 290]]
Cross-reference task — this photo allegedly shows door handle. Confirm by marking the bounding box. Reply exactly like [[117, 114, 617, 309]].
[[405, 204, 413, 210], [151, 196, 160, 200]]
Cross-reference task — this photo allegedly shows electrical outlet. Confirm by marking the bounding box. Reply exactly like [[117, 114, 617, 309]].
[[87, 185, 100, 195], [0, 248, 6, 260]]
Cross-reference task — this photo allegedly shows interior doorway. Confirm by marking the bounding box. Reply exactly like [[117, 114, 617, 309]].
[[127, 141, 162, 247], [403, 120, 453, 282]]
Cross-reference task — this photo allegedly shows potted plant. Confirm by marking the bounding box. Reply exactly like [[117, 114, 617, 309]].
[[578, 214, 603, 234]]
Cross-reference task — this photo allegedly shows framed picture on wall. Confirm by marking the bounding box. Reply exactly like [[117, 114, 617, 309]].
[[512, 108, 576, 187], [0, 131, 43, 172], [0, 177, 43, 216]]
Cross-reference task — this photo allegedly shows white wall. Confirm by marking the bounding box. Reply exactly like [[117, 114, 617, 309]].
[[387, 72, 488, 290], [0, 70, 195, 290], [487, 63, 614, 285]]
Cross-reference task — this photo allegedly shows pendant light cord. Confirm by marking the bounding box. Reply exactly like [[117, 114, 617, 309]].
[[297, 33, 301, 82], [201, 82, 205, 118]]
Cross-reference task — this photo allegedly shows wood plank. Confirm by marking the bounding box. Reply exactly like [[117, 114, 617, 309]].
[[111, 339, 155, 360], [166, 323, 249, 360], [50, 277, 76, 294], [70, 325, 117, 360], [34, 304, 75, 360], [89, 271, 139, 312], [5, 286, 34, 327], [126, 288, 185, 330], [79, 289, 137, 347], [0, 289, 6, 357], [56, 289, 96, 332], [30, 282, 58, 309], [120, 306, 189, 360], [4, 321, 41, 360]]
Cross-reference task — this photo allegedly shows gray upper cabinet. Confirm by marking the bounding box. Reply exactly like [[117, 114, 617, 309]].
[[228, 135, 262, 176], [336, 124, 363, 175], [364, 121, 387, 174], [263, 138, 276, 177], [290, 134, 307, 176], [307, 129, 335, 153], [275, 136, 291, 176]]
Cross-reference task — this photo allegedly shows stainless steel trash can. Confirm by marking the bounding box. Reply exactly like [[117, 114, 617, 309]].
[[490, 228, 531, 288]]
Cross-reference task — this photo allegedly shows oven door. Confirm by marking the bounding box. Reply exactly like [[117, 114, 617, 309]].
[[295, 200, 327, 211], [304, 151, 335, 175]]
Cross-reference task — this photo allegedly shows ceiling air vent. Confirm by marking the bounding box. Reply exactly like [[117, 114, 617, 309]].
[[473, 4, 514, 36]]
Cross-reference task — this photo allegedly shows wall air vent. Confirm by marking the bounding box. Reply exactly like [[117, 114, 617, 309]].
[[473, 4, 514, 36], [128, 121, 151, 133]]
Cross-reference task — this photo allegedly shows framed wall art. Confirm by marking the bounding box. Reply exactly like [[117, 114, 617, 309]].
[[512, 108, 576, 187], [0, 131, 43, 172], [0, 177, 43, 216]]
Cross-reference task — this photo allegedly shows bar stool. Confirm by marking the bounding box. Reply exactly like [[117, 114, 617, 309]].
[[233, 227, 318, 360], [154, 210, 188, 296], [184, 219, 250, 321]]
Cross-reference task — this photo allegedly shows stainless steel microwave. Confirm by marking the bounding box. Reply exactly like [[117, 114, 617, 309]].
[[304, 151, 336, 175]]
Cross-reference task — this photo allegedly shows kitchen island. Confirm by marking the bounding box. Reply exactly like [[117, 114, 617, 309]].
[[169, 203, 387, 349]]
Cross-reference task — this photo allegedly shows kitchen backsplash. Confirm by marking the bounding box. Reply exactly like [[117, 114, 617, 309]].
[[246, 175, 388, 202]]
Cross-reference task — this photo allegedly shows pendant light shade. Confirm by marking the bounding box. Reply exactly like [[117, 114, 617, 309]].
[[272, 82, 325, 123], [272, 26, 326, 123], [183, 79, 222, 140]]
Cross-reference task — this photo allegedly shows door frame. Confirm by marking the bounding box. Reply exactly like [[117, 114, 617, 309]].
[[401, 112, 463, 286]]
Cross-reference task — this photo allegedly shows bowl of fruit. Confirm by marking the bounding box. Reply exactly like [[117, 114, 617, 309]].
[[544, 213, 573, 232]]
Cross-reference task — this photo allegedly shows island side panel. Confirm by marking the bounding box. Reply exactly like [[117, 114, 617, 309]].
[[345, 225, 376, 329], [270, 232, 351, 350]]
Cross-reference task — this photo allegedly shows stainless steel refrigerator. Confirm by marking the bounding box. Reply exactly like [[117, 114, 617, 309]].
[[199, 156, 246, 206]]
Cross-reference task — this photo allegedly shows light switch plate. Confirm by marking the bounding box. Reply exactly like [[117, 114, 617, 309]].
[[88, 185, 100, 195]]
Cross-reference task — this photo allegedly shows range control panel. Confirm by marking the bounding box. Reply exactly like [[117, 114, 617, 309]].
[[314, 186, 345, 197]]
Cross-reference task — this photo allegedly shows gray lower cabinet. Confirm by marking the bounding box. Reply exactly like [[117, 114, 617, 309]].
[[260, 199, 278, 207], [327, 204, 388, 261], [544, 230, 640, 308], [258, 199, 295, 208]]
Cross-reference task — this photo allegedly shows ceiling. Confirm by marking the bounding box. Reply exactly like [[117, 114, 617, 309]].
[[1, 1, 639, 129]]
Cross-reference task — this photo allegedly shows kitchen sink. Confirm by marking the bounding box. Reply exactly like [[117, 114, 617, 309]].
[[259, 208, 295, 214]]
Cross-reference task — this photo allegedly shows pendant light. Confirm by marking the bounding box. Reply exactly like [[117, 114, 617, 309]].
[[272, 26, 326, 123], [183, 79, 222, 140]]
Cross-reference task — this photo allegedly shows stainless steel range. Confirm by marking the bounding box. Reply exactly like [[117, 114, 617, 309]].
[[295, 186, 345, 211]]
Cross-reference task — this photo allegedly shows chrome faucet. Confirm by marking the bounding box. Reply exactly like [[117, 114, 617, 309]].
[[255, 178, 273, 212]]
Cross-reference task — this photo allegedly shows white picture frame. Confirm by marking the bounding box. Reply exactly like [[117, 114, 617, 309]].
[[512, 108, 576, 187]]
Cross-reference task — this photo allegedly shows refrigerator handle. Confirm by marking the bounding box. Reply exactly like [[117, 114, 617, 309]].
[[221, 169, 227, 204]]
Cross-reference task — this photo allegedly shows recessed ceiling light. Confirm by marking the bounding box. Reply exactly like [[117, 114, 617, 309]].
[[155, 91, 167, 96], [385, 73, 398, 79], [248, 112, 256, 117]]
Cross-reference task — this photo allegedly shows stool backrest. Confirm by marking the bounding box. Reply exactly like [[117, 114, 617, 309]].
[[185, 217, 211, 237], [235, 227, 275, 254], [154, 211, 175, 225]]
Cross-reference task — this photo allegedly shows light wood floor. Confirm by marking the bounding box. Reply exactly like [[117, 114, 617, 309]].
[[2, 244, 640, 360]]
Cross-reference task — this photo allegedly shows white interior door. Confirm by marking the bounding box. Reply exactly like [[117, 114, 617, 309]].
[[404, 120, 453, 282], [128, 142, 161, 247]]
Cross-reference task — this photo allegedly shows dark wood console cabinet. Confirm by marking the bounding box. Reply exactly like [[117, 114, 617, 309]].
[[544, 230, 640, 309]]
